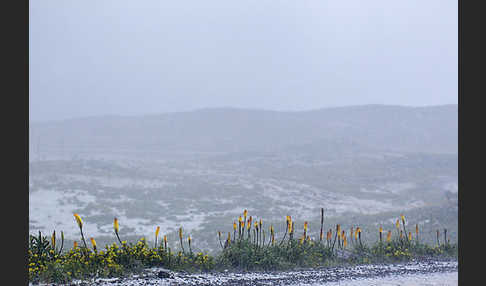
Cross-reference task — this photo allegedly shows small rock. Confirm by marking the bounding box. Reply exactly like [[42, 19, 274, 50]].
[[157, 269, 173, 279]]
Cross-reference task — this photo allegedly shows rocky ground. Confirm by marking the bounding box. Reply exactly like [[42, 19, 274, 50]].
[[53, 259, 457, 286]]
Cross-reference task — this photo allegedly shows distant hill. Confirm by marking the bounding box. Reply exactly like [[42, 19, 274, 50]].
[[29, 104, 457, 156]]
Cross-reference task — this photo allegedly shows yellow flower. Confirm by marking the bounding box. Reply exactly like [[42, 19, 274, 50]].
[[379, 226, 383, 233], [114, 218, 119, 234], [233, 222, 237, 231], [73, 213, 83, 229], [304, 221, 308, 232], [396, 219, 400, 229], [401, 215, 406, 225], [155, 226, 160, 238], [90, 237, 97, 249], [51, 231, 56, 248], [387, 231, 392, 242], [179, 227, 183, 240]]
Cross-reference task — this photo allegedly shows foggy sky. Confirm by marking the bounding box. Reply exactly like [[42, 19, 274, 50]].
[[29, 0, 457, 122]]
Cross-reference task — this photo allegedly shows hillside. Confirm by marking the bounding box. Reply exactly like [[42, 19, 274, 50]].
[[28, 105, 458, 252], [29, 105, 457, 157]]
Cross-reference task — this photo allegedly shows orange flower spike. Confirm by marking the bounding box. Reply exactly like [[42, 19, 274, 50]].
[[73, 213, 83, 229], [114, 218, 119, 234], [387, 230, 392, 242], [90, 237, 97, 251], [243, 210, 247, 228]]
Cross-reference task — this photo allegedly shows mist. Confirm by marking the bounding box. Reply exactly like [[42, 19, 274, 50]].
[[30, 0, 457, 122]]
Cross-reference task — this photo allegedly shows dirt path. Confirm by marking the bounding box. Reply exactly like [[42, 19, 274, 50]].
[[61, 259, 458, 286]]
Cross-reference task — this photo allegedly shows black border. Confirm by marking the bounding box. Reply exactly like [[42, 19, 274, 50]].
[[6, 0, 28, 284], [458, 0, 481, 284]]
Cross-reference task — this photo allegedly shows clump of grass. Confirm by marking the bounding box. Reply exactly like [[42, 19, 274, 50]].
[[216, 210, 456, 271]]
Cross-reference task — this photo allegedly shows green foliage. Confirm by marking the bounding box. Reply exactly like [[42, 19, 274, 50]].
[[28, 235, 214, 284], [28, 211, 457, 284]]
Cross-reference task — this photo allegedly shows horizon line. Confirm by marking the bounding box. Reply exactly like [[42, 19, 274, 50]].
[[30, 103, 458, 124]]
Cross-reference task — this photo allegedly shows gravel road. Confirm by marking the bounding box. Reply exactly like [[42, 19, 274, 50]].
[[46, 259, 458, 286]]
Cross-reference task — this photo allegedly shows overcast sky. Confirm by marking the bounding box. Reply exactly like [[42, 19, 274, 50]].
[[29, 0, 457, 122]]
